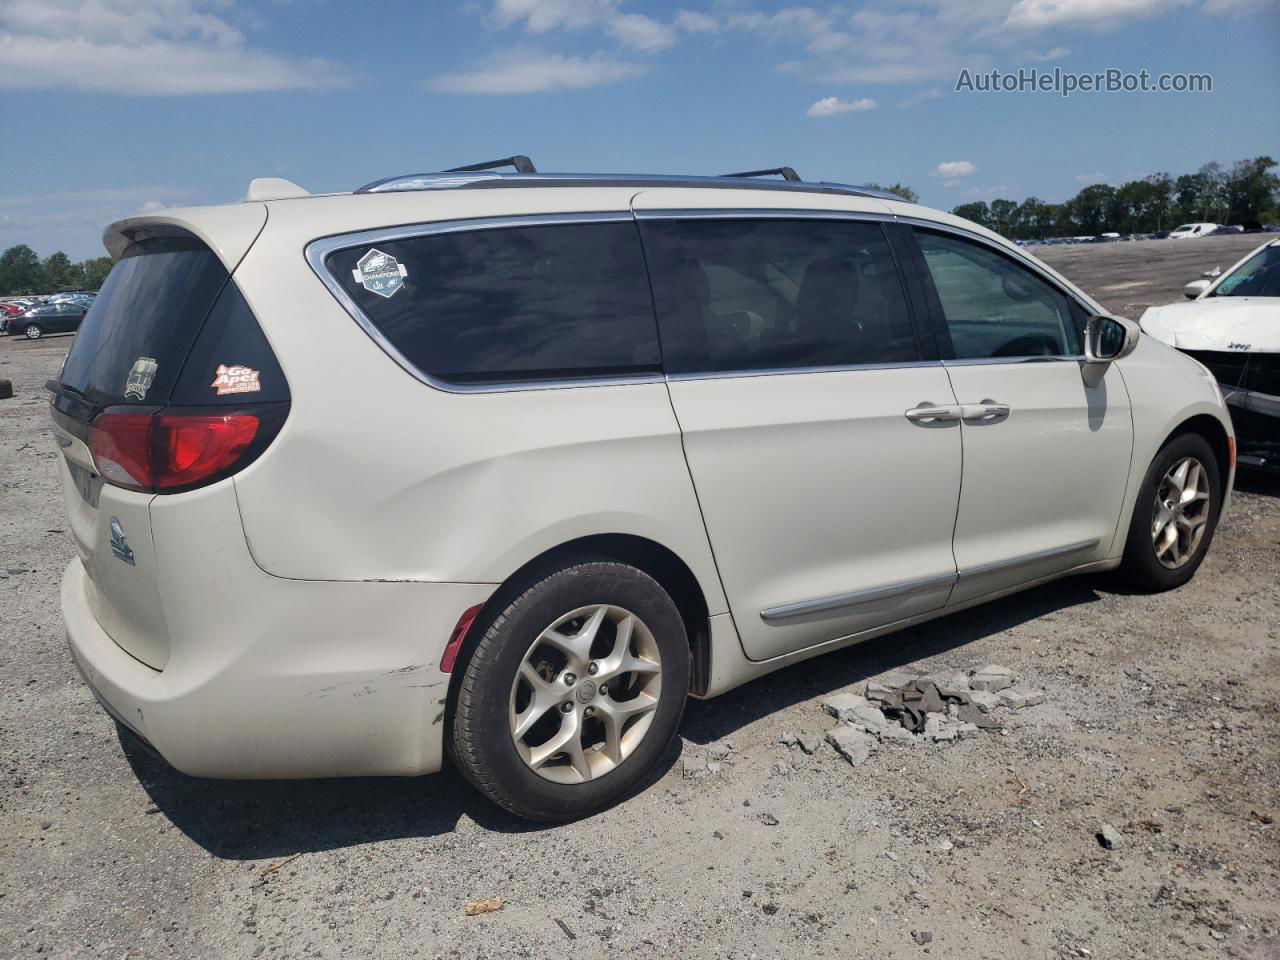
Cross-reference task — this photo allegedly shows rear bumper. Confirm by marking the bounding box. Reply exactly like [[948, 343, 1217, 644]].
[[63, 556, 494, 779]]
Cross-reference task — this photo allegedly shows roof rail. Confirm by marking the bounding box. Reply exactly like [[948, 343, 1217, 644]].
[[720, 166, 801, 182], [444, 155, 537, 174]]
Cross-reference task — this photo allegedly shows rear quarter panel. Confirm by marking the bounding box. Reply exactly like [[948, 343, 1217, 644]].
[[228, 190, 728, 615]]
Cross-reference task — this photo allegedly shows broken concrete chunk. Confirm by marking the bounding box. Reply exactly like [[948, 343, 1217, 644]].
[[864, 681, 895, 704], [821, 692, 871, 723], [827, 726, 875, 765], [797, 733, 823, 755], [707, 742, 735, 762], [969, 664, 1017, 693], [968, 690, 1001, 713], [1097, 823, 1124, 849], [877, 724, 916, 745], [850, 702, 890, 734], [997, 686, 1045, 709]]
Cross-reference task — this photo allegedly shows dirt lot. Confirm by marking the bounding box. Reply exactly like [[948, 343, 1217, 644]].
[[2, 235, 1277, 960]]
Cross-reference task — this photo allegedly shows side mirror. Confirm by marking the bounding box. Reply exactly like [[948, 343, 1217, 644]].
[[1184, 279, 1211, 299], [1084, 315, 1139, 364]]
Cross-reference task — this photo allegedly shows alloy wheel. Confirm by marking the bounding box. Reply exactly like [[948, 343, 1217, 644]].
[[24, 325, 41, 340], [1151, 456, 1211, 569], [508, 604, 662, 784]]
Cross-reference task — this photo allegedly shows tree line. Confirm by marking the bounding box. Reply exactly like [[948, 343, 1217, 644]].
[[0, 244, 112, 297], [949, 156, 1278, 241]]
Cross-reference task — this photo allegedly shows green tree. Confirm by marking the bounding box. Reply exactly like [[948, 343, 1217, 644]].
[[82, 257, 113, 290], [951, 201, 992, 228], [41, 251, 81, 291], [1222, 156, 1279, 223], [988, 198, 1018, 235], [0, 244, 43, 295], [863, 182, 919, 203], [1068, 184, 1117, 235]]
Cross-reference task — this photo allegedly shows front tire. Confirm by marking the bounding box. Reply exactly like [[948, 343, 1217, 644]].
[[1119, 432, 1222, 591], [23, 324, 43, 340], [451, 561, 689, 822]]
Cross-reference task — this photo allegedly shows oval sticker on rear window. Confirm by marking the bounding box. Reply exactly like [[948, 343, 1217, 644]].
[[353, 248, 408, 299]]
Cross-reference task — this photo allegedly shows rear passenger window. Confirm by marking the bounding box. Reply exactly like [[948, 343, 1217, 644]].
[[639, 218, 918, 375], [915, 231, 1080, 360], [326, 221, 660, 385]]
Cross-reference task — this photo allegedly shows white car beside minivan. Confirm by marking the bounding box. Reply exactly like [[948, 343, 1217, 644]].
[[52, 159, 1234, 820], [1169, 222, 1218, 239]]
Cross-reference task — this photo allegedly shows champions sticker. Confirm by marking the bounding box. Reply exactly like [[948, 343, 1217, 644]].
[[124, 357, 158, 400], [353, 248, 408, 299], [211, 364, 261, 396]]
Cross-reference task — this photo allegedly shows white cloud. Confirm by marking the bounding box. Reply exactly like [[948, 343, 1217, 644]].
[[943, 178, 961, 187], [933, 160, 977, 178], [0, 0, 348, 95], [806, 95, 876, 116], [1076, 171, 1108, 183], [608, 12, 678, 51], [900, 86, 943, 107], [1026, 45, 1070, 60], [429, 48, 644, 94], [1004, 0, 1187, 29], [490, 0, 619, 32], [673, 9, 718, 32]]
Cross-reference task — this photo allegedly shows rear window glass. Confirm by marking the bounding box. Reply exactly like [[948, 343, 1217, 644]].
[[325, 221, 660, 385], [59, 238, 230, 407]]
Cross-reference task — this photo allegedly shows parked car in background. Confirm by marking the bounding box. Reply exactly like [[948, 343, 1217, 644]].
[[1141, 238, 1279, 470], [50, 161, 1235, 821], [11, 301, 88, 339], [1207, 225, 1244, 237], [1169, 223, 1218, 239]]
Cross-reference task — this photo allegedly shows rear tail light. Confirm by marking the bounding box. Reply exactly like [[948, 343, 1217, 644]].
[[89, 405, 286, 493]]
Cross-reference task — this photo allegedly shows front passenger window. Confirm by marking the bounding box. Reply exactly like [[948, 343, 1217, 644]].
[[916, 231, 1079, 360]]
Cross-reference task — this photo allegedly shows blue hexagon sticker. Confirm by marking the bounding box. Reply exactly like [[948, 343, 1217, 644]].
[[352, 248, 407, 299]]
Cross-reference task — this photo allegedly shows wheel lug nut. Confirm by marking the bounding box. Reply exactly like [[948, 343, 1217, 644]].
[[563, 673, 576, 685], [587, 662, 599, 676], [584, 706, 595, 718], [561, 702, 573, 714], [599, 684, 608, 696]]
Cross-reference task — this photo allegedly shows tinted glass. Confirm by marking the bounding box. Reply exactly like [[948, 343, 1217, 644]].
[[916, 231, 1079, 359], [639, 218, 918, 374], [59, 238, 231, 407], [170, 281, 290, 405], [1211, 243, 1280, 298], [326, 221, 660, 384]]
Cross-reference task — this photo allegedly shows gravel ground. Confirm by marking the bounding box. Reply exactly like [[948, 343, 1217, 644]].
[[2, 236, 1278, 960]]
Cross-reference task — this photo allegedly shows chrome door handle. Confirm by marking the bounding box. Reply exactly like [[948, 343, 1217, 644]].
[[905, 403, 962, 422], [959, 400, 1011, 421]]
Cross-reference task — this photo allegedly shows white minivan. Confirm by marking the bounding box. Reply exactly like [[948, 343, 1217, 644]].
[[52, 160, 1234, 820], [1169, 222, 1219, 239]]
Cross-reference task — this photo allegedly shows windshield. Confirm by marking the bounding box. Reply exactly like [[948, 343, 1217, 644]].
[[1210, 244, 1280, 298]]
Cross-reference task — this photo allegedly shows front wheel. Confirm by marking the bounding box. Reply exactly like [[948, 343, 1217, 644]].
[[1119, 432, 1222, 591], [450, 561, 689, 822], [23, 324, 43, 340]]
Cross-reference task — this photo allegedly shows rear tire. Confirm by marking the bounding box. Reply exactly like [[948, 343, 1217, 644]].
[[451, 561, 689, 822], [1119, 432, 1222, 592]]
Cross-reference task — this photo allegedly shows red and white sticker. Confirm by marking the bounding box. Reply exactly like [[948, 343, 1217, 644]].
[[211, 364, 261, 396]]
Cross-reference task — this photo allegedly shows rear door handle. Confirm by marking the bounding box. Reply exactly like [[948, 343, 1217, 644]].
[[905, 403, 963, 423], [959, 400, 1011, 421]]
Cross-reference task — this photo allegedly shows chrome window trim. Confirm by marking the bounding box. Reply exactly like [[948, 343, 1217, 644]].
[[666, 360, 942, 383], [305, 211, 663, 395], [759, 538, 1102, 623], [634, 207, 896, 224]]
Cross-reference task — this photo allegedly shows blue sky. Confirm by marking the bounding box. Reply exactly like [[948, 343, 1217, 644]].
[[1, 0, 1277, 259]]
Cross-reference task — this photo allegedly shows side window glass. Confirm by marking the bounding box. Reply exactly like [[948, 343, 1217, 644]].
[[326, 221, 660, 385], [639, 218, 918, 375], [915, 231, 1079, 360]]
